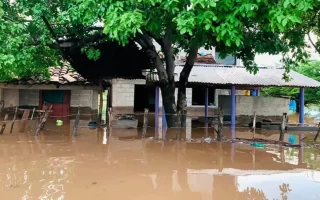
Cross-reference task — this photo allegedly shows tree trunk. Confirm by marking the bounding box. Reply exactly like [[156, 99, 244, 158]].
[[161, 85, 177, 127], [135, 33, 178, 127], [177, 46, 198, 127], [160, 29, 178, 127]]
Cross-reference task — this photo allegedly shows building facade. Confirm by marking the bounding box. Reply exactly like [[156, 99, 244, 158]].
[[0, 66, 102, 117]]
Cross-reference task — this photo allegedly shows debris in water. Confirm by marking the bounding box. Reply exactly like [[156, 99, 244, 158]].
[[251, 142, 265, 148], [203, 137, 213, 144], [92, 182, 97, 185], [56, 120, 63, 126]]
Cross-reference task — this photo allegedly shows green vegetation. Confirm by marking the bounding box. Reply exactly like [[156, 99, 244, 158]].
[[262, 61, 320, 106]]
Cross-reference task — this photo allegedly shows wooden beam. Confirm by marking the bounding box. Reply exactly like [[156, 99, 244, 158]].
[[62, 74, 77, 82]]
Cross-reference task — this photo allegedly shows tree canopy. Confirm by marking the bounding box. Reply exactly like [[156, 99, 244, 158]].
[[262, 61, 320, 106], [0, 0, 317, 125]]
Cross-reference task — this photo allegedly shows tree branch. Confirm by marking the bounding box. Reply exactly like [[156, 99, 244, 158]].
[[307, 32, 320, 54], [180, 45, 198, 83], [177, 45, 198, 114], [135, 33, 168, 86], [42, 13, 76, 66], [162, 29, 175, 85]]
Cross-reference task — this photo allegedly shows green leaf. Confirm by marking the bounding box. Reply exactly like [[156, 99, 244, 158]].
[[284, 0, 290, 8], [277, 15, 282, 23], [221, 29, 227, 36], [282, 18, 288, 27], [180, 27, 186, 34], [226, 39, 231, 47], [235, 39, 241, 47]]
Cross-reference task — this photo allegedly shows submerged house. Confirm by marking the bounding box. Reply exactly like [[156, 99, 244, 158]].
[[0, 66, 105, 117]]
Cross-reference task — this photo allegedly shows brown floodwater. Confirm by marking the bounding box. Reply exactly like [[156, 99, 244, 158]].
[[0, 120, 320, 200]]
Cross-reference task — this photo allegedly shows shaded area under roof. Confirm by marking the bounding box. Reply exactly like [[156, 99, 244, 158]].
[[145, 65, 320, 88]]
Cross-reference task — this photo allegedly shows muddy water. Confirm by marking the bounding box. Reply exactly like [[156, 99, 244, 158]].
[[0, 121, 320, 200]]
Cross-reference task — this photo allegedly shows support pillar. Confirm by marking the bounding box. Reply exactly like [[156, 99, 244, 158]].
[[231, 86, 236, 127], [204, 87, 209, 117], [162, 106, 167, 138], [299, 88, 304, 126], [155, 87, 160, 135], [256, 88, 260, 96], [231, 126, 235, 163]]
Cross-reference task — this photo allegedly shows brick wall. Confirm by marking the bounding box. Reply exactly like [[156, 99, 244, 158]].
[[71, 90, 98, 108], [111, 79, 146, 113]]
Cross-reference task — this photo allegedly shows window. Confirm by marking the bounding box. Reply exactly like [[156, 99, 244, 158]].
[[192, 88, 215, 106]]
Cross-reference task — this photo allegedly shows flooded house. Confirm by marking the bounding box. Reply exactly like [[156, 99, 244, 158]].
[[0, 66, 105, 117], [109, 51, 320, 127]]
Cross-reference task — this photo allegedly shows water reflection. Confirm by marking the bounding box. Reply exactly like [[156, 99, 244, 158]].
[[0, 121, 319, 199]]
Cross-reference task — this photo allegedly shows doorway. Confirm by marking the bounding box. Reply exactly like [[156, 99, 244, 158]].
[[39, 90, 71, 117], [134, 85, 155, 112]]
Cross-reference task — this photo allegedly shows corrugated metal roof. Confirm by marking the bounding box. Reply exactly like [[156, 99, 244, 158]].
[[145, 65, 320, 88]]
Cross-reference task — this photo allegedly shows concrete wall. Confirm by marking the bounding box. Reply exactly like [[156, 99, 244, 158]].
[[3, 89, 19, 107], [19, 90, 39, 106], [218, 95, 289, 116], [110, 79, 238, 116], [1, 88, 98, 114], [70, 90, 98, 113], [110, 79, 259, 116], [111, 79, 145, 113]]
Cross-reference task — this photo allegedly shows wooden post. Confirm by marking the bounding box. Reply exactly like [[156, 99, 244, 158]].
[[19, 109, 30, 133], [142, 108, 149, 138], [279, 113, 287, 142], [0, 100, 4, 114], [72, 108, 80, 136], [35, 105, 52, 136], [252, 112, 257, 129], [314, 122, 320, 141], [107, 107, 112, 130], [98, 77, 103, 127], [10, 107, 18, 134], [30, 108, 35, 120], [0, 113, 9, 134], [217, 107, 224, 141], [252, 111, 256, 139], [176, 111, 181, 139], [21, 109, 30, 120]]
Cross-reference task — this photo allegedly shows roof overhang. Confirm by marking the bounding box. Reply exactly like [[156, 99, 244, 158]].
[[143, 65, 320, 88]]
